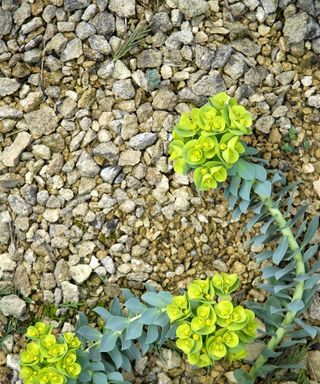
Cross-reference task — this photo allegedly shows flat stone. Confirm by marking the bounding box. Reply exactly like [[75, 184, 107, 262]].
[[64, 0, 90, 11], [118, 149, 141, 166], [0, 9, 12, 36], [151, 12, 172, 33], [91, 12, 115, 36], [0, 78, 20, 97], [25, 106, 58, 139], [283, 12, 309, 43], [101, 256, 116, 274], [255, 115, 275, 134], [70, 264, 92, 284], [6, 354, 20, 371], [76, 151, 100, 177], [177, 0, 209, 18], [0, 106, 23, 119], [244, 342, 265, 361], [100, 166, 122, 183], [97, 59, 115, 79], [0, 295, 26, 318], [14, 264, 31, 297], [108, 0, 135, 17], [61, 38, 83, 61], [231, 38, 261, 56], [313, 179, 320, 198], [193, 72, 226, 96], [152, 88, 177, 110], [308, 351, 320, 381], [306, 16, 320, 40], [8, 194, 31, 216], [137, 49, 162, 68], [2, 132, 32, 167], [211, 45, 233, 68], [113, 60, 131, 79], [129, 133, 157, 150], [75, 21, 96, 40]]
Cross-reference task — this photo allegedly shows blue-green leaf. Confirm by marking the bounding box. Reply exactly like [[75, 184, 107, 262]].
[[274, 261, 295, 280], [76, 312, 89, 330], [146, 324, 159, 344], [122, 288, 134, 300], [78, 370, 91, 383], [288, 300, 305, 313], [89, 345, 101, 362], [125, 298, 147, 314], [110, 298, 122, 316], [254, 164, 267, 181], [301, 216, 319, 248], [261, 348, 282, 358], [90, 362, 105, 371], [254, 180, 272, 198], [239, 179, 252, 201], [273, 237, 288, 265], [93, 307, 112, 322], [108, 347, 123, 369], [126, 321, 143, 340], [140, 308, 160, 324], [294, 318, 318, 338], [304, 274, 320, 289], [107, 316, 130, 331], [255, 250, 273, 262], [93, 372, 108, 384], [153, 312, 170, 327], [77, 326, 102, 341], [260, 217, 275, 234], [100, 332, 118, 352], [234, 369, 254, 384], [303, 244, 318, 262], [237, 159, 256, 181], [291, 205, 308, 226], [239, 199, 250, 213], [107, 372, 124, 382], [141, 292, 168, 307], [230, 175, 241, 196]]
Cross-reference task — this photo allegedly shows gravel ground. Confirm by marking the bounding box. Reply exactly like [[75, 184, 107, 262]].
[[1, 0, 320, 383]]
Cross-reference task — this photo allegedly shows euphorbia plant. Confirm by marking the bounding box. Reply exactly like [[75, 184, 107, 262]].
[[166, 274, 258, 368], [168, 92, 319, 383]]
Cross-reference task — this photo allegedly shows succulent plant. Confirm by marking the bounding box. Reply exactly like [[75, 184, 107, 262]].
[[165, 274, 258, 368]]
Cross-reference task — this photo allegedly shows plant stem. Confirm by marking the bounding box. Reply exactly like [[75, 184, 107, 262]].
[[249, 196, 305, 380]]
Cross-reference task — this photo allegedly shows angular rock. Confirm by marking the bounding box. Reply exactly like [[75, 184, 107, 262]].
[[306, 17, 320, 40], [8, 194, 31, 216], [0, 10, 12, 36], [112, 79, 135, 99], [14, 264, 31, 297], [76, 151, 100, 177], [129, 133, 157, 150], [2, 132, 32, 167], [113, 60, 131, 79], [244, 66, 269, 86], [193, 72, 226, 96], [0, 295, 26, 318], [61, 38, 83, 61], [308, 351, 320, 381], [101, 256, 116, 274], [195, 45, 216, 70], [211, 45, 233, 68], [108, 0, 135, 17], [88, 35, 112, 55], [231, 38, 261, 56], [91, 12, 115, 36], [255, 115, 275, 134], [100, 166, 122, 183], [137, 49, 162, 68], [61, 281, 79, 303], [262, 0, 278, 13], [152, 88, 177, 110], [177, 0, 209, 18], [118, 149, 141, 166], [13, 2, 31, 27], [70, 264, 92, 284], [275, 71, 296, 85], [75, 21, 96, 40], [64, 0, 90, 11], [25, 106, 58, 139], [0, 106, 23, 119], [0, 78, 20, 97], [0, 253, 16, 272], [97, 59, 114, 78], [283, 12, 309, 43], [165, 31, 193, 50], [151, 12, 172, 33], [224, 54, 247, 79], [308, 95, 320, 108]]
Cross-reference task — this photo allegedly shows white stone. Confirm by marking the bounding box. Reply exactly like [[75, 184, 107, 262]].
[[1, 132, 32, 167], [70, 264, 92, 284]]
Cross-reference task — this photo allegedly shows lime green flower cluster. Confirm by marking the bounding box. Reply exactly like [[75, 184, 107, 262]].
[[166, 274, 258, 368], [20, 322, 82, 384], [169, 92, 252, 190]]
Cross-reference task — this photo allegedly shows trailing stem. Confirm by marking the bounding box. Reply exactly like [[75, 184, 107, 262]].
[[249, 196, 306, 379]]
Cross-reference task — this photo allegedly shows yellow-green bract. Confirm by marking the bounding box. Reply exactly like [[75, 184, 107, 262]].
[[20, 322, 82, 384], [169, 92, 252, 190], [165, 274, 258, 368]]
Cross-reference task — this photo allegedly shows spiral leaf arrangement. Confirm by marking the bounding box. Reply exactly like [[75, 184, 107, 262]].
[[166, 274, 258, 368], [20, 322, 82, 384], [169, 92, 320, 383]]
